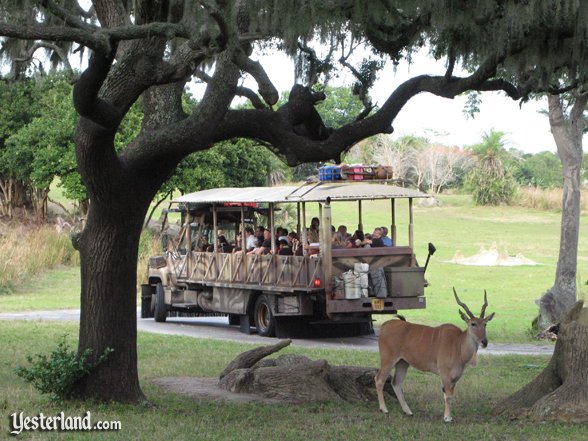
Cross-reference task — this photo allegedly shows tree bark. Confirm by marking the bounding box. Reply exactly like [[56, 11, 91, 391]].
[[72, 188, 152, 402], [497, 301, 588, 422], [536, 94, 586, 329]]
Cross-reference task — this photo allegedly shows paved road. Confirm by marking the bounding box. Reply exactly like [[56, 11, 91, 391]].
[[0, 309, 555, 356]]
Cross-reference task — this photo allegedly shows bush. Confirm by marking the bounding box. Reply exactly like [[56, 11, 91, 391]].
[[15, 335, 113, 401], [466, 167, 517, 205]]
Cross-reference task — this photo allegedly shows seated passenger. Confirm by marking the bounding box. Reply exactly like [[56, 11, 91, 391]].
[[307, 217, 320, 244], [257, 229, 272, 255], [277, 227, 289, 243], [247, 239, 262, 255], [346, 230, 367, 248], [332, 231, 346, 249], [288, 232, 302, 256], [337, 225, 350, 239], [232, 233, 242, 253], [255, 225, 265, 245], [219, 235, 233, 253], [370, 227, 385, 248], [245, 226, 256, 251], [278, 239, 293, 255], [381, 226, 393, 246]]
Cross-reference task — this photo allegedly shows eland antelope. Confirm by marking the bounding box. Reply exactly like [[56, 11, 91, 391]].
[[374, 288, 495, 422]]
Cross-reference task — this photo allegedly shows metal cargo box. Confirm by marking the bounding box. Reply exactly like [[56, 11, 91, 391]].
[[384, 267, 425, 297]]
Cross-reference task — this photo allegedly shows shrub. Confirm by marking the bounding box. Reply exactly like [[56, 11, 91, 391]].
[[466, 167, 517, 205], [15, 335, 113, 401]]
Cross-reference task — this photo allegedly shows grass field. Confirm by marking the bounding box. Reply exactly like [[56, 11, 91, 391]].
[[1, 320, 586, 440]]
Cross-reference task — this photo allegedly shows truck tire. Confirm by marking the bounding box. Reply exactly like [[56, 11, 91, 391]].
[[154, 282, 168, 323], [253, 295, 275, 337], [140, 284, 153, 319]]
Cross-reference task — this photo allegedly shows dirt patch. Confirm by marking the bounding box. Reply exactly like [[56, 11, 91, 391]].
[[152, 377, 286, 404], [449, 242, 539, 266]]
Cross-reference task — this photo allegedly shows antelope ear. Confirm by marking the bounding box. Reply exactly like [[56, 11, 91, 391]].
[[484, 312, 495, 323], [459, 309, 469, 322]]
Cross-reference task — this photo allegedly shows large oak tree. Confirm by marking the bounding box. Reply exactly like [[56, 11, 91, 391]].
[[1, 1, 586, 404]]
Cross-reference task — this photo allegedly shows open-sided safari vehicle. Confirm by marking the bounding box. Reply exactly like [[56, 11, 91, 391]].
[[141, 181, 435, 337]]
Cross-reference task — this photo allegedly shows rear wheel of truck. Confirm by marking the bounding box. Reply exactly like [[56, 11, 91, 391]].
[[254, 295, 275, 337], [154, 282, 168, 323]]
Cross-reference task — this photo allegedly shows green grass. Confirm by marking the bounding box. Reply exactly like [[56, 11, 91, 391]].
[[1, 321, 586, 440], [0, 266, 80, 312]]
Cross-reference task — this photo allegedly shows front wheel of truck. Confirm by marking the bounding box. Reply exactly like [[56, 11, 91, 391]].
[[154, 282, 168, 323]]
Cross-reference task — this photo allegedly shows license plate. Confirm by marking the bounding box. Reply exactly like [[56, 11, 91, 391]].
[[371, 298, 385, 311]]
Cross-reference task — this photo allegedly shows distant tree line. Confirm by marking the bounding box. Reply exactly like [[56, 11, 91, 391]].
[[344, 129, 586, 205]]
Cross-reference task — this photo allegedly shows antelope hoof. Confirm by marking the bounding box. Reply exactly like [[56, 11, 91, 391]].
[[443, 416, 454, 423], [379, 408, 389, 415], [404, 411, 413, 417]]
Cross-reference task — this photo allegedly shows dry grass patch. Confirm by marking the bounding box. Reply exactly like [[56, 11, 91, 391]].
[[515, 186, 588, 212], [0, 222, 79, 293]]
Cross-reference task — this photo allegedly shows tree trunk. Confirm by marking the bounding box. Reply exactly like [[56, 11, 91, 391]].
[[536, 94, 586, 329], [72, 200, 148, 402], [497, 301, 588, 422]]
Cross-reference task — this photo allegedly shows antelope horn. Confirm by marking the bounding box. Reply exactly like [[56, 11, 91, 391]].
[[453, 287, 475, 319], [480, 289, 488, 318]]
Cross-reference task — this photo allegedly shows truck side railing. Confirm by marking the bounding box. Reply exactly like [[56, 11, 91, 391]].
[[171, 252, 323, 291]]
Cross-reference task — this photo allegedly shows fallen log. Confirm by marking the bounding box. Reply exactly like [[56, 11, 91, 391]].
[[218, 341, 393, 403], [220, 339, 292, 379]]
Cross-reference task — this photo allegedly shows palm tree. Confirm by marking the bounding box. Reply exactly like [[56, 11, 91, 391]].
[[466, 129, 517, 205]]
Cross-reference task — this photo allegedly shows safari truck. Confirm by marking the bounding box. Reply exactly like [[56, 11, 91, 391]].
[[141, 181, 435, 337]]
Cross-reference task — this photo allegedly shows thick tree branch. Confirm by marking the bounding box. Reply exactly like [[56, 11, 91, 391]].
[[213, 54, 521, 166], [0, 23, 109, 53], [0, 21, 190, 54], [40, 0, 95, 30], [195, 69, 266, 109], [121, 51, 241, 168], [73, 48, 122, 130], [234, 49, 278, 106], [13, 41, 76, 82]]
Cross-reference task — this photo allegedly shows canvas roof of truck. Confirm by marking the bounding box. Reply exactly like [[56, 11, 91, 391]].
[[173, 182, 430, 204]]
